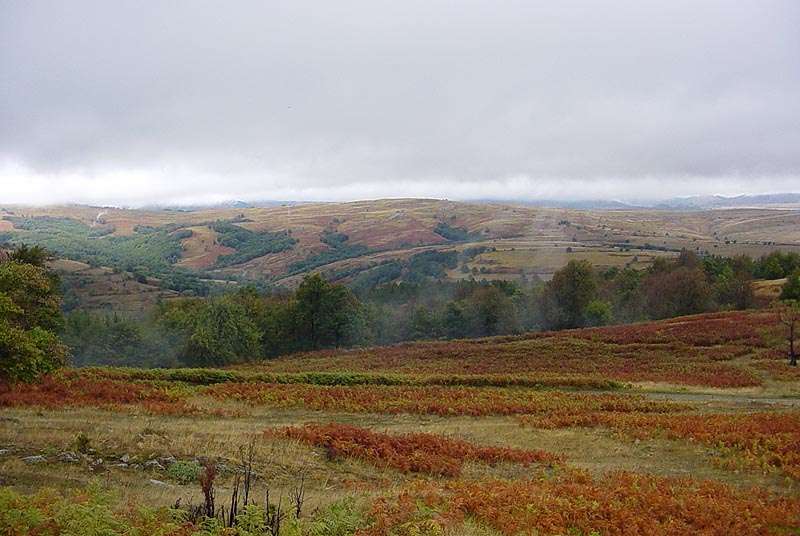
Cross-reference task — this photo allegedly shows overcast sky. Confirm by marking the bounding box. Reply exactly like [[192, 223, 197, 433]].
[[1, 1, 798, 207]]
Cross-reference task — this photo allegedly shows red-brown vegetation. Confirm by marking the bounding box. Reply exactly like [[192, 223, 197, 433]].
[[267, 422, 563, 477], [519, 410, 800, 481], [238, 310, 781, 388], [361, 471, 800, 536], [0, 370, 242, 416], [205, 383, 684, 417]]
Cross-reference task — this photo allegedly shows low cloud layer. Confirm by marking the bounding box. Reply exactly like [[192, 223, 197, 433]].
[[1, 1, 798, 206]]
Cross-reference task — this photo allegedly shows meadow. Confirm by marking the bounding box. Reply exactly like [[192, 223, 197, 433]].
[[1, 309, 800, 534]]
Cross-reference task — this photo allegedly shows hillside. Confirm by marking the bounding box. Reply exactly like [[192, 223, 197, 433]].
[[228, 308, 796, 395], [51, 258, 180, 318], [1, 308, 799, 534], [3, 200, 800, 295]]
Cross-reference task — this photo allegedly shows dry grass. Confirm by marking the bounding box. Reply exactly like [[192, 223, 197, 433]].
[[0, 406, 392, 510], [753, 278, 787, 303], [2, 394, 797, 513], [177, 225, 235, 270]]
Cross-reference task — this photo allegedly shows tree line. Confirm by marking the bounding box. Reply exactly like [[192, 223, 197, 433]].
[[62, 249, 800, 368], [6, 244, 800, 381]]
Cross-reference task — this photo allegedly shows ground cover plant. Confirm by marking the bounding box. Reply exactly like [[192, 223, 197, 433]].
[[519, 410, 800, 482], [267, 422, 564, 476], [236, 309, 784, 389], [359, 471, 800, 536], [204, 384, 684, 417], [1, 308, 800, 534]]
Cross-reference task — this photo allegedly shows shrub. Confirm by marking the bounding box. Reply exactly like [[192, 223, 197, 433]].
[[166, 460, 201, 485]]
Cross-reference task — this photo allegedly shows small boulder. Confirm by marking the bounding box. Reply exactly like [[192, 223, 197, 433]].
[[158, 455, 177, 466], [56, 451, 80, 463], [145, 460, 165, 471]]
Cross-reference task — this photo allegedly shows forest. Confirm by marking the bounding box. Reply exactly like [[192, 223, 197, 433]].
[[58, 247, 800, 368]]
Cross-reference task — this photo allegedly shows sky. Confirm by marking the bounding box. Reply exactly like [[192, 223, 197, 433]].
[[1, 0, 799, 207]]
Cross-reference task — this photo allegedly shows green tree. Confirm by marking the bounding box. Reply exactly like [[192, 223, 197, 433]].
[[293, 274, 365, 350], [408, 305, 442, 340], [641, 266, 714, 320], [598, 267, 644, 324], [0, 260, 63, 332], [545, 260, 597, 329], [317, 284, 368, 348], [183, 295, 260, 366], [441, 301, 470, 339], [63, 311, 181, 367], [584, 300, 612, 327], [158, 294, 260, 366], [9, 244, 50, 267], [780, 269, 800, 301], [759, 252, 788, 279], [0, 248, 68, 383], [465, 285, 518, 336]]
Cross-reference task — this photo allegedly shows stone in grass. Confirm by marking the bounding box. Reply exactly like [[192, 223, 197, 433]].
[[56, 451, 80, 463], [158, 455, 177, 466], [149, 479, 173, 487], [22, 455, 46, 463], [144, 460, 165, 471]]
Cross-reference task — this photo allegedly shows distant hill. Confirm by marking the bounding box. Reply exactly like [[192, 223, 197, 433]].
[[2, 198, 800, 317], [137, 200, 318, 211], [148, 193, 800, 212], [655, 193, 800, 210], [470, 199, 643, 210]]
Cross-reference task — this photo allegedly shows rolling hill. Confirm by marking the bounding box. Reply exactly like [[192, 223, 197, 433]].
[[2, 199, 800, 315]]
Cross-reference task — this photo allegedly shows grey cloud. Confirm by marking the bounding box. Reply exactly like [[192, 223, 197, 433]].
[[1, 0, 798, 205]]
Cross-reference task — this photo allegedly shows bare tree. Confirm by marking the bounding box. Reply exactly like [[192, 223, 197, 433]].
[[777, 300, 800, 367]]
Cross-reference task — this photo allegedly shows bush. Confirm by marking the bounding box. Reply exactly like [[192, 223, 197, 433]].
[[166, 460, 201, 484]]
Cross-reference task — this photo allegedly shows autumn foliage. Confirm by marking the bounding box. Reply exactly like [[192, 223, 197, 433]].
[[0, 369, 237, 416], [360, 471, 800, 536], [520, 410, 800, 482], [206, 383, 684, 417], [236, 310, 782, 388], [267, 423, 563, 477]]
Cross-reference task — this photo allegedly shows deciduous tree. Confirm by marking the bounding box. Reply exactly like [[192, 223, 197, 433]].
[[545, 259, 597, 329], [0, 247, 68, 383], [293, 274, 365, 350], [780, 269, 800, 301], [777, 299, 800, 367]]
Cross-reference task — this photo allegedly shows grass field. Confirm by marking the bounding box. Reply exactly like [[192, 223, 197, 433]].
[[1, 308, 799, 534]]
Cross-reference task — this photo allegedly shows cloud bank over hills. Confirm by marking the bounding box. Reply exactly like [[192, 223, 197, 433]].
[[2, 1, 798, 206]]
